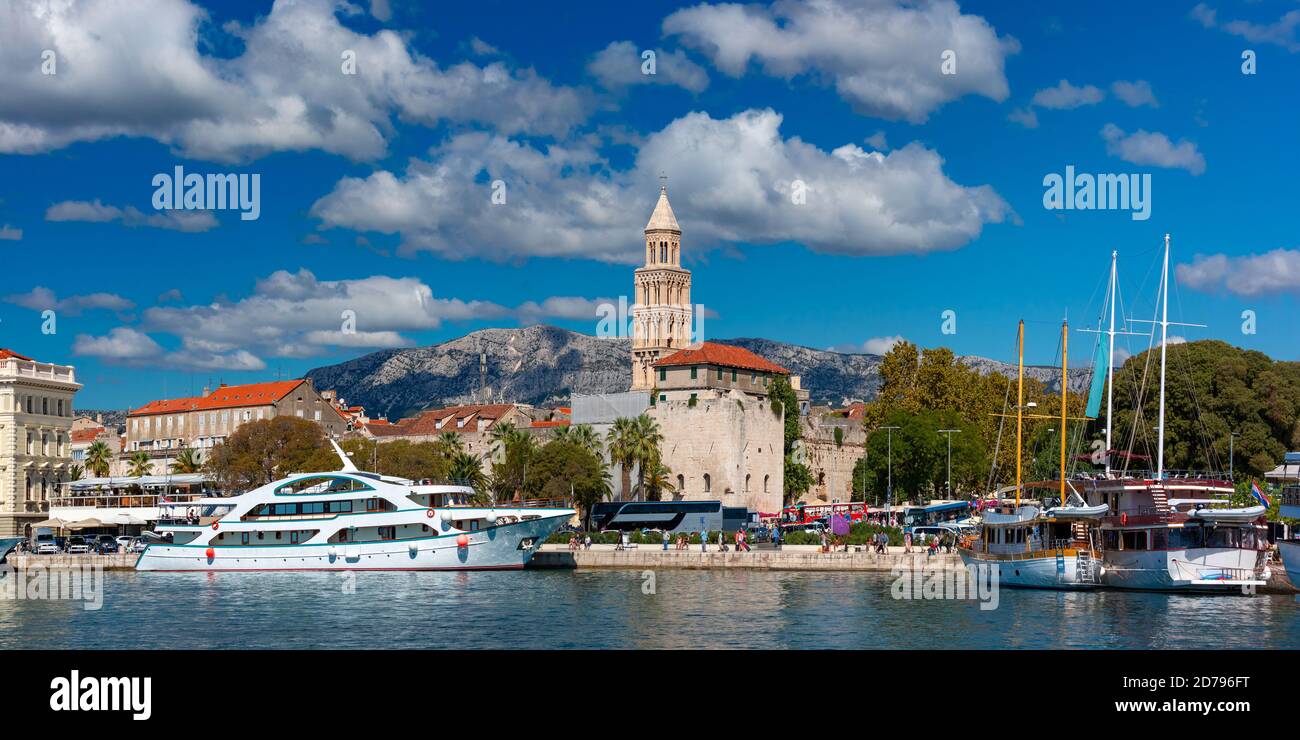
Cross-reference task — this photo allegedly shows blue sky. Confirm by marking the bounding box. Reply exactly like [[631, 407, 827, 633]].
[[1, 0, 1297, 410]]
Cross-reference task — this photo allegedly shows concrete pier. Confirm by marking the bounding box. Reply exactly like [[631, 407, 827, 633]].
[[6, 553, 137, 570], [530, 544, 961, 572]]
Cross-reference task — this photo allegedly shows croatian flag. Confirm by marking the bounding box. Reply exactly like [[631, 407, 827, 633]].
[[1250, 480, 1271, 508]]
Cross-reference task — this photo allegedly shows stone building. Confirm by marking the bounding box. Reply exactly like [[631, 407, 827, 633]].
[[359, 403, 536, 463], [0, 348, 81, 537], [650, 341, 810, 406], [630, 186, 694, 391], [124, 379, 346, 474], [797, 412, 868, 504], [649, 395, 784, 514]]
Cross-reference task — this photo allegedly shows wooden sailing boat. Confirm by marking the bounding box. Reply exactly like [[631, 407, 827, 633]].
[[957, 320, 1105, 589]]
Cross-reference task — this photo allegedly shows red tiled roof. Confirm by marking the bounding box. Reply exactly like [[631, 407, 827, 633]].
[[71, 427, 107, 443], [0, 348, 33, 361], [128, 380, 306, 417], [367, 404, 521, 437], [531, 420, 570, 428], [654, 342, 790, 374]]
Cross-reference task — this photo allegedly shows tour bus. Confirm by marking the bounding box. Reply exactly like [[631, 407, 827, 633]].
[[590, 500, 749, 533], [780, 502, 867, 527], [900, 501, 973, 532]]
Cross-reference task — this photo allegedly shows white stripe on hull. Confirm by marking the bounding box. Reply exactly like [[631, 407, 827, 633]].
[[958, 551, 1097, 590], [135, 515, 566, 571], [1101, 547, 1266, 592]]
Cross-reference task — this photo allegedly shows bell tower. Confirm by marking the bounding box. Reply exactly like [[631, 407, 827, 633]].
[[630, 185, 693, 391]]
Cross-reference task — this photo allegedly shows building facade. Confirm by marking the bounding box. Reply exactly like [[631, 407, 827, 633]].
[[125, 379, 346, 474], [649, 341, 810, 406], [0, 348, 81, 537], [630, 186, 694, 391]]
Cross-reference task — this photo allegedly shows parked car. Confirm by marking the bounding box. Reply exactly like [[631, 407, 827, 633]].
[[128, 538, 149, 553], [65, 536, 91, 554], [95, 536, 120, 554], [35, 537, 61, 555], [115, 536, 134, 550]]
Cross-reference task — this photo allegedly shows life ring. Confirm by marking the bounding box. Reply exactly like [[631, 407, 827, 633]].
[[426, 509, 436, 518], [1120, 512, 1128, 525], [211, 522, 219, 531]]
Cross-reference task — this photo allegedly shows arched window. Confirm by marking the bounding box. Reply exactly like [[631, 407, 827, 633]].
[[703, 474, 711, 493], [676, 474, 685, 492], [764, 475, 770, 493], [745, 474, 751, 492]]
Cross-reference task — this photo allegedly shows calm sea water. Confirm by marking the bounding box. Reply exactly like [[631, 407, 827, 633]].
[[2, 569, 1296, 649]]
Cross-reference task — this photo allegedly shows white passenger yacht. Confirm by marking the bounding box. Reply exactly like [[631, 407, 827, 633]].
[[135, 443, 575, 571]]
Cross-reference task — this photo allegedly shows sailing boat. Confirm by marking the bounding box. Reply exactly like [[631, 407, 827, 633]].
[[957, 320, 1106, 589], [1073, 236, 1270, 592]]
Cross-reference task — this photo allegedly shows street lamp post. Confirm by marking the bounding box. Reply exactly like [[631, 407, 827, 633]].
[[938, 429, 961, 499], [879, 426, 900, 526]]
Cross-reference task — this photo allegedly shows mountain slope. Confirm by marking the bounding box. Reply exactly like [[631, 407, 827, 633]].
[[305, 325, 1092, 419]]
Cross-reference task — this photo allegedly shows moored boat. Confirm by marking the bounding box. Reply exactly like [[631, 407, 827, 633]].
[[135, 442, 575, 572]]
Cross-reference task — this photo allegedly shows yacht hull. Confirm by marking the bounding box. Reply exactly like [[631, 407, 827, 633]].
[[958, 549, 1099, 590], [1100, 547, 1267, 592], [1278, 540, 1300, 589], [135, 514, 568, 572]]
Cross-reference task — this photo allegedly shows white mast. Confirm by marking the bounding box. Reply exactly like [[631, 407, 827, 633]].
[[1157, 234, 1169, 480], [1105, 251, 1117, 476]]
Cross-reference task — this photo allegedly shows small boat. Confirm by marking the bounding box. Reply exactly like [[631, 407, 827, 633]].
[[135, 442, 575, 572], [1279, 476, 1300, 588]]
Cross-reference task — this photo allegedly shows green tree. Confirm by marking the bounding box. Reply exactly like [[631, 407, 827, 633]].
[[84, 440, 112, 478], [434, 431, 463, 456], [170, 447, 202, 474], [68, 464, 84, 481], [126, 450, 153, 478], [204, 416, 326, 488], [529, 439, 612, 528], [489, 423, 538, 502], [606, 416, 638, 501], [631, 414, 665, 501]]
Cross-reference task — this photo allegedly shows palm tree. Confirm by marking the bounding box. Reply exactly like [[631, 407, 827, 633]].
[[568, 424, 603, 457], [489, 422, 530, 461], [606, 417, 637, 501], [170, 447, 201, 474], [642, 454, 673, 501], [435, 431, 463, 456], [127, 451, 152, 478], [449, 450, 486, 490], [84, 440, 112, 478], [631, 414, 665, 501], [68, 464, 85, 482]]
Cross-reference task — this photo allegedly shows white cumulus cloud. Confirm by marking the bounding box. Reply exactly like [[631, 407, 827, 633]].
[[662, 0, 1018, 123], [1177, 248, 1300, 296], [588, 41, 710, 93], [1101, 123, 1206, 175], [310, 108, 1010, 262]]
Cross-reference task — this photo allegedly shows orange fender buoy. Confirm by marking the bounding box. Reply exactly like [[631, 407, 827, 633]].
[[205, 547, 215, 559], [456, 534, 469, 547], [1120, 512, 1128, 525]]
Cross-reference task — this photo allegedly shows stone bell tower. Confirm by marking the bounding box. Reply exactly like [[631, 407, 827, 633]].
[[631, 185, 693, 391]]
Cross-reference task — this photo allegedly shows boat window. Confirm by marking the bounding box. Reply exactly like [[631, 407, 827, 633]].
[[276, 476, 374, 496], [1169, 526, 1203, 549], [1206, 527, 1241, 548], [1149, 529, 1169, 550], [1121, 531, 1145, 550]]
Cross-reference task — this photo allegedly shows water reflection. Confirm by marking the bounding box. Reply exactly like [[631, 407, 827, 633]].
[[0, 571, 1295, 650]]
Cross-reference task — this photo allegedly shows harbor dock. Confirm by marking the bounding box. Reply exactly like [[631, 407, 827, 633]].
[[530, 543, 961, 572]]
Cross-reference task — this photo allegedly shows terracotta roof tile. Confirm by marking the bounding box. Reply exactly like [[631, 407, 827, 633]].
[[0, 348, 34, 361], [128, 380, 305, 417], [70, 427, 106, 443], [653, 342, 790, 374]]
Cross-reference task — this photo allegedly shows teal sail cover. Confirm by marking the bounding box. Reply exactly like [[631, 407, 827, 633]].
[[1084, 339, 1109, 419]]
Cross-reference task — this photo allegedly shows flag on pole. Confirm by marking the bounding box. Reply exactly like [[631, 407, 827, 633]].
[[1250, 480, 1271, 508]]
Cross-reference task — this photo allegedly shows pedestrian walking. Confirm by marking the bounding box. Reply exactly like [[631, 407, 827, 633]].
[[699, 531, 707, 552], [663, 529, 670, 551]]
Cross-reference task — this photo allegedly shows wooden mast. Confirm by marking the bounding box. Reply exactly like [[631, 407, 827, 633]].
[[1060, 321, 1068, 506], [1016, 320, 1024, 508]]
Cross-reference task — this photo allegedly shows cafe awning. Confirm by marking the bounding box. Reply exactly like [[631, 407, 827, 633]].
[[66, 518, 105, 529]]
